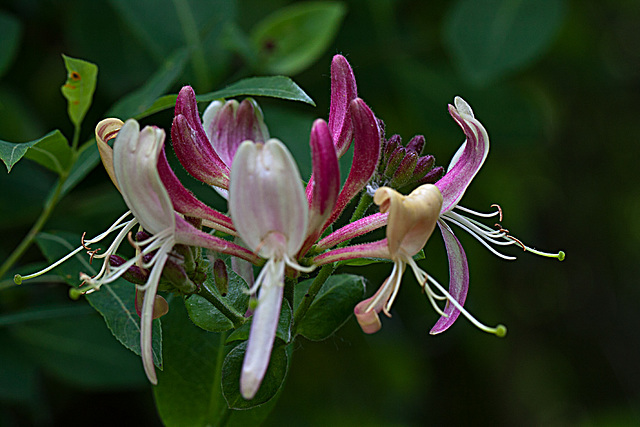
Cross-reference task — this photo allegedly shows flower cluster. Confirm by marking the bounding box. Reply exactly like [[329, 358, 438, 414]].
[[17, 55, 563, 400]]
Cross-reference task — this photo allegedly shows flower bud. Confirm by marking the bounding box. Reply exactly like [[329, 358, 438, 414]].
[[383, 146, 405, 179], [405, 135, 425, 154], [109, 255, 149, 285], [390, 151, 418, 187], [213, 258, 229, 296]]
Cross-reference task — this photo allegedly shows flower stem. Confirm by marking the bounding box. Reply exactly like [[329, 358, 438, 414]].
[[198, 282, 246, 328], [291, 263, 334, 335], [349, 192, 373, 224]]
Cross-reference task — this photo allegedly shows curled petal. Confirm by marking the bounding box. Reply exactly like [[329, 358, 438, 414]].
[[329, 54, 358, 157], [230, 139, 308, 258], [172, 86, 230, 188], [240, 259, 284, 399], [375, 184, 443, 257], [430, 221, 468, 334], [354, 260, 405, 334], [95, 118, 124, 190], [113, 120, 175, 235], [325, 98, 381, 227], [435, 97, 490, 213]]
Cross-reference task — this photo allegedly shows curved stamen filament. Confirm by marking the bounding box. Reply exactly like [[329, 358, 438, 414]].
[[424, 273, 506, 336], [442, 214, 517, 260], [406, 258, 448, 318], [454, 204, 502, 219]]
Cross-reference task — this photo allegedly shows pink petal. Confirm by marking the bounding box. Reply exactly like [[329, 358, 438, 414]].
[[316, 212, 388, 250], [325, 98, 381, 228], [430, 221, 469, 334], [301, 119, 340, 253], [329, 54, 358, 157], [313, 238, 390, 266], [435, 97, 490, 213], [172, 86, 230, 188]]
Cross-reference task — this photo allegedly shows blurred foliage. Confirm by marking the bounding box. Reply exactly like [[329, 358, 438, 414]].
[[1, 0, 639, 425]]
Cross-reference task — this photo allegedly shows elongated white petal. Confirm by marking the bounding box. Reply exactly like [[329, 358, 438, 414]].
[[229, 139, 308, 257], [113, 120, 176, 235], [240, 259, 284, 399]]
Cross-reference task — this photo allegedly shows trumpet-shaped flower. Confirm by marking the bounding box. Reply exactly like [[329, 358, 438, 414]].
[[229, 138, 315, 400], [315, 96, 564, 336]]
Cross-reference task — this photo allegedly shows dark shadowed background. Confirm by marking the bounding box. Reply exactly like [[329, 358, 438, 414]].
[[0, 0, 638, 425]]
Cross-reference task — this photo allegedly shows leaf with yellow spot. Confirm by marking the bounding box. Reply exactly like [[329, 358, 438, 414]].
[[60, 54, 98, 127]]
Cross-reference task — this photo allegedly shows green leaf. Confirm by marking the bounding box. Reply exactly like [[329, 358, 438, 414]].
[[155, 299, 282, 426], [0, 12, 22, 79], [444, 0, 565, 85], [10, 314, 147, 389], [294, 274, 365, 341], [34, 231, 163, 368], [185, 263, 249, 333], [138, 75, 315, 118], [108, 48, 190, 119], [251, 1, 346, 75], [0, 130, 71, 174], [221, 341, 289, 409], [60, 55, 98, 127], [226, 299, 293, 345]]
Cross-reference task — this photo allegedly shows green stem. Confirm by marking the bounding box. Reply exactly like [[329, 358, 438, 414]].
[[349, 192, 373, 224], [291, 264, 334, 335], [172, 0, 211, 91], [198, 282, 245, 328], [0, 178, 66, 280], [211, 331, 230, 425]]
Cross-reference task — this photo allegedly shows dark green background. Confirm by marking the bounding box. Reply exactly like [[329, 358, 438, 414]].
[[1, 0, 638, 425]]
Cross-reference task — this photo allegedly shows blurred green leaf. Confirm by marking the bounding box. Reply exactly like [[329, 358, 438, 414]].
[[221, 341, 289, 409], [34, 231, 163, 368], [10, 314, 147, 389], [251, 1, 346, 75], [108, 48, 189, 118], [294, 274, 365, 341], [0, 130, 71, 174], [0, 12, 22, 79], [60, 55, 98, 127], [185, 263, 249, 333], [226, 299, 292, 344], [0, 331, 37, 403], [444, 0, 565, 85]]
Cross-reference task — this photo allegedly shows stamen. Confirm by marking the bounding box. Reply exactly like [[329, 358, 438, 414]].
[[405, 257, 447, 317], [442, 215, 517, 260], [425, 274, 507, 337], [384, 260, 406, 316], [81, 232, 91, 250], [491, 203, 503, 222], [367, 262, 399, 314]]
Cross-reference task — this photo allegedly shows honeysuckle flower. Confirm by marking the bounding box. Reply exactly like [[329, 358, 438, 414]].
[[229, 138, 315, 400], [84, 119, 260, 384], [314, 96, 564, 336]]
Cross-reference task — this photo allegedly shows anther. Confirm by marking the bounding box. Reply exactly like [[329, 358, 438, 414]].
[[491, 204, 503, 222], [81, 232, 91, 250], [506, 235, 526, 251]]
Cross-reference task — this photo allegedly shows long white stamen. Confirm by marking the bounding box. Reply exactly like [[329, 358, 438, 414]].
[[406, 258, 447, 317], [366, 262, 400, 314], [15, 212, 135, 283], [425, 274, 506, 337], [384, 260, 406, 315], [454, 205, 501, 218], [442, 213, 517, 260]]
